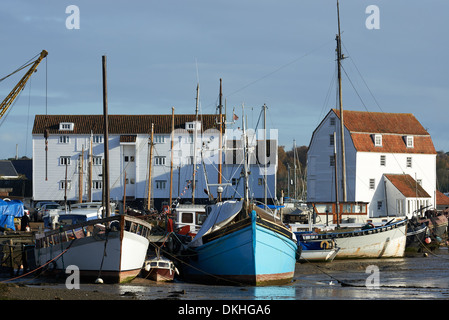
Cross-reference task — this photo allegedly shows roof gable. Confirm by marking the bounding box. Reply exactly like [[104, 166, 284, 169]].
[[385, 174, 430, 198], [0, 161, 19, 178]]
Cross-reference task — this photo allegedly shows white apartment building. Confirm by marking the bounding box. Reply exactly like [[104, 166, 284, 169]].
[[31, 114, 277, 210], [307, 109, 437, 223]]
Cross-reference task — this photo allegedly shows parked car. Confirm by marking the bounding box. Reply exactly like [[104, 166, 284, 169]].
[[33, 201, 59, 221], [41, 203, 62, 220]]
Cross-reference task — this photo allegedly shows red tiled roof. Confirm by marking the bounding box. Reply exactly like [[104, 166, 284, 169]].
[[332, 109, 429, 135], [351, 134, 436, 154], [436, 190, 449, 206], [32, 114, 219, 135], [332, 109, 436, 154], [384, 174, 430, 198]]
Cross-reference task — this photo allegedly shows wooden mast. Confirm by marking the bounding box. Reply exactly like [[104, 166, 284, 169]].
[[218, 79, 223, 202], [102, 55, 110, 218], [147, 123, 154, 211], [336, 0, 347, 203], [192, 84, 199, 204], [78, 148, 84, 203], [88, 132, 93, 202], [169, 107, 174, 213]]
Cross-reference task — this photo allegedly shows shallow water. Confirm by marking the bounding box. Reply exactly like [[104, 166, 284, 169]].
[[74, 248, 449, 300]]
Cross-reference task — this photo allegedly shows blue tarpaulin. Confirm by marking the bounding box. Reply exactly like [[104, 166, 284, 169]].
[[0, 199, 24, 230]]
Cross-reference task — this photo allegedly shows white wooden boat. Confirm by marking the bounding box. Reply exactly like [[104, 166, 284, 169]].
[[34, 215, 153, 283], [299, 219, 407, 259]]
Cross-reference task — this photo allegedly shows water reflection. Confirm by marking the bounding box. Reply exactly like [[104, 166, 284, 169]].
[[252, 286, 296, 300]]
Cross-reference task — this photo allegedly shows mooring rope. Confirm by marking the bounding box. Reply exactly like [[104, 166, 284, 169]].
[[0, 239, 76, 284]]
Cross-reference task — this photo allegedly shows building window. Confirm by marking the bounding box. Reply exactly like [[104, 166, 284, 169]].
[[330, 155, 335, 167], [93, 156, 102, 166], [406, 136, 414, 148], [92, 180, 102, 190], [377, 201, 382, 210], [406, 157, 412, 168], [329, 134, 334, 146], [124, 155, 135, 162], [380, 155, 386, 166], [374, 134, 382, 147], [59, 122, 74, 131], [258, 178, 263, 185], [397, 199, 404, 214], [155, 180, 166, 189], [59, 136, 70, 144], [93, 135, 103, 143], [330, 117, 336, 126], [369, 179, 375, 190], [232, 178, 237, 186], [185, 156, 194, 165], [60, 156, 71, 165], [154, 135, 165, 144], [155, 156, 166, 166], [59, 180, 71, 190]]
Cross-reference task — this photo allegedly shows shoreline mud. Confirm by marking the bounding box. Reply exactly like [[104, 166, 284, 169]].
[[1, 247, 447, 300]]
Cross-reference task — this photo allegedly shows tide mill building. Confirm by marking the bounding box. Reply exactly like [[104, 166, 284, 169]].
[[307, 109, 437, 223], [32, 114, 278, 210]]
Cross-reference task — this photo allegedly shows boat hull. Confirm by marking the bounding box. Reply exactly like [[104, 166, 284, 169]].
[[34, 216, 151, 283], [299, 220, 407, 259], [180, 213, 297, 286], [299, 248, 340, 262], [142, 268, 175, 282], [333, 220, 407, 259]]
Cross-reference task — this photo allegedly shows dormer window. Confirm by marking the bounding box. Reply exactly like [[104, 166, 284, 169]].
[[186, 121, 201, 131], [406, 136, 414, 148], [59, 122, 74, 131], [374, 134, 382, 147]]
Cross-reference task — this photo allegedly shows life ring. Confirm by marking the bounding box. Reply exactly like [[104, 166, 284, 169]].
[[320, 240, 332, 249]]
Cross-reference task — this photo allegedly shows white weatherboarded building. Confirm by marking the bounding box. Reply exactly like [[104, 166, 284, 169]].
[[32, 114, 277, 210], [307, 109, 437, 223]]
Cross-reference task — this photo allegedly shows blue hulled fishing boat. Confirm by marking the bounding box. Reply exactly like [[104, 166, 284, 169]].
[[179, 200, 298, 286]]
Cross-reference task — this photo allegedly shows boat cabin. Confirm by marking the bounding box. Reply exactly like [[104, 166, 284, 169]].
[[172, 204, 207, 235], [309, 201, 369, 225]]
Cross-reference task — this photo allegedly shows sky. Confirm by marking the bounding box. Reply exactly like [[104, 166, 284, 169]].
[[0, 0, 448, 160]]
